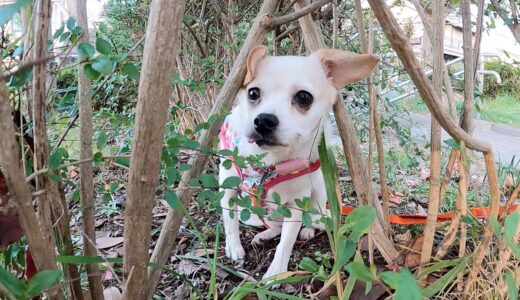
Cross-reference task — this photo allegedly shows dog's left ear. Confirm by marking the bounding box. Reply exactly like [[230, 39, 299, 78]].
[[243, 45, 268, 86], [313, 49, 379, 88]]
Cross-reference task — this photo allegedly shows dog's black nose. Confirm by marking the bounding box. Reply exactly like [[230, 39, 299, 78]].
[[254, 113, 279, 135]]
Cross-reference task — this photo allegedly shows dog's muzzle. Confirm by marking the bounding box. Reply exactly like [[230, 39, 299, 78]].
[[250, 113, 283, 147]]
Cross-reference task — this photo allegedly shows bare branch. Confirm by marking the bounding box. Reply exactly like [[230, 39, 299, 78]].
[[264, 0, 331, 28]]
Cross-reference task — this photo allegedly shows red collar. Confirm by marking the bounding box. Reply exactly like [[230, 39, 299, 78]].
[[263, 159, 321, 191]]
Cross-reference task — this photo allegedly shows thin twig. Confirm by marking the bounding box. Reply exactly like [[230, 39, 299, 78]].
[[264, 0, 331, 28]]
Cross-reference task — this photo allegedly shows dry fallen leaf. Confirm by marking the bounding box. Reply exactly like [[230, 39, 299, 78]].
[[505, 174, 515, 196], [419, 165, 430, 180], [406, 178, 422, 187], [68, 166, 79, 179], [388, 191, 403, 205], [96, 236, 124, 250], [177, 259, 199, 276], [190, 248, 214, 257], [394, 230, 412, 245], [403, 235, 424, 269]]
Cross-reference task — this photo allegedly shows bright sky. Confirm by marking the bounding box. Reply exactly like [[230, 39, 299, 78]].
[[86, 0, 106, 23]]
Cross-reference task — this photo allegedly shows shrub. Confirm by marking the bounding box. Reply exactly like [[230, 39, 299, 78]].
[[483, 60, 520, 99], [56, 67, 78, 90]]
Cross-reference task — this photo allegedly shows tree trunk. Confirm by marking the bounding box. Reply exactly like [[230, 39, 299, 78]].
[[74, 0, 104, 299], [294, 0, 398, 263], [419, 0, 444, 278], [31, 2, 65, 299], [0, 68, 63, 300], [122, 1, 187, 299], [146, 1, 280, 297]]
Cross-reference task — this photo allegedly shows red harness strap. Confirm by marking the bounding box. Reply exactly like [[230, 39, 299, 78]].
[[249, 160, 321, 227]]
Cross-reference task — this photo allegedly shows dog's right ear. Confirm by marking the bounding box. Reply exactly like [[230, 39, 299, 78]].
[[312, 49, 379, 88], [243, 45, 267, 86]]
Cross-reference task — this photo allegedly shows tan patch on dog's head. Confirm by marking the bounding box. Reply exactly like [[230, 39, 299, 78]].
[[243, 45, 268, 86]]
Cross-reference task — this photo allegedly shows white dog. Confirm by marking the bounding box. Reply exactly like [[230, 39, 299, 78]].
[[218, 45, 378, 279]]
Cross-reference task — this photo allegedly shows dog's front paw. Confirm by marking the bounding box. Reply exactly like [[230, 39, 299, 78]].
[[298, 227, 315, 240], [225, 240, 245, 261], [252, 228, 280, 245], [262, 264, 287, 282]]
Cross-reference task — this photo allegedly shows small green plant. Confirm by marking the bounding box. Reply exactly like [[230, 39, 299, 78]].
[[0, 268, 62, 300]]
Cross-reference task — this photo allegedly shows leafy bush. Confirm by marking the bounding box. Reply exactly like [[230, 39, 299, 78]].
[[56, 67, 78, 90], [483, 60, 520, 99]]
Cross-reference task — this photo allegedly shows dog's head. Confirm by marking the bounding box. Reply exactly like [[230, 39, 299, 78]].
[[237, 45, 378, 150]]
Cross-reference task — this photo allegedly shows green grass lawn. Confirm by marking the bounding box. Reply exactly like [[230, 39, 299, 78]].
[[395, 94, 520, 127]]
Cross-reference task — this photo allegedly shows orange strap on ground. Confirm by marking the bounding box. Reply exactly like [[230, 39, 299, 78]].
[[332, 204, 518, 225]]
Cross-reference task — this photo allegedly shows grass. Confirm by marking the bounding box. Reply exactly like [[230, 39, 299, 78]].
[[395, 93, 520, 127]]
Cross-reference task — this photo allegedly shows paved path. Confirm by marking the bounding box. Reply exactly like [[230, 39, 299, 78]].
[[397, 113, 520, 164]]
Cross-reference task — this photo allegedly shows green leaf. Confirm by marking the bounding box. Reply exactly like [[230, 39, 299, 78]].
[[240, 209, 251, 221], [331, 238, 356, 273], [250, 206, 268, 217], [93, 152, 104, 165], [443, 138, 460, 149], [95, 37, 113, 55], [505, 270, 518, 300], [122, 63, 140, 80], [505, 211, 519, 238], [0, 266, 25, 298], [26, 270, 63, 297], [421, 258, 467, 298], [346, 261, 373, 282], [53, 26, 65, 40], [83, 63, 101, 80], [0, 0, 30, 27], [96, 131, 108, 150], [272, 192, 281, 204], [340, 206, 376, 240], [49, 152, 63, 169], [221, 176, 241, 189], [222, 160, 232, 170], [59, 31, 71, 42], [66, 17, 76, 30], [91, 56, 114, 74], [381, 269, 421, 300], [299, 257, 319, 272], [77, 43, 95, 59], [114, 157, 130, 168], [278, 206, 292, 218], [165, 190, 181, 209], [199, 173, 219, 188], [302, 212, 312, 228], [98, 22, 108, 33]]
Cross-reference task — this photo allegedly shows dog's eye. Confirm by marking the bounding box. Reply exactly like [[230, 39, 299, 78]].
[[248, 87, 261, 103], [294, 90, 313, 108]]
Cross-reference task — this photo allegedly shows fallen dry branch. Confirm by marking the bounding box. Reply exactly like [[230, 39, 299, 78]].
[[122, 1, 187, 299], [147, 1, 281, 296], [295, 0, 398, 263]]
